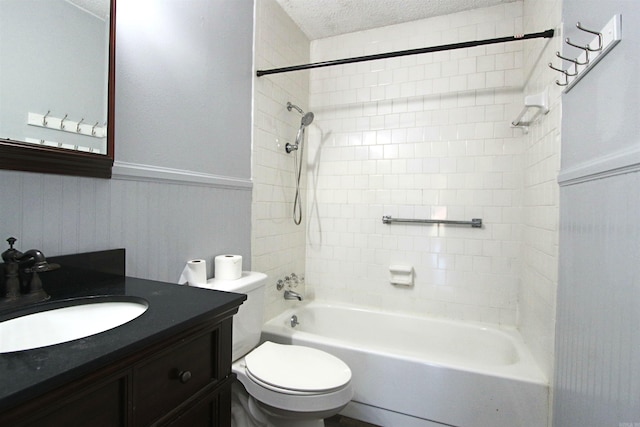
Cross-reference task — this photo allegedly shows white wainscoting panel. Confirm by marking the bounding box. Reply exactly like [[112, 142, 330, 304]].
[[554, 171, 640, 425], [0, 170, 251, 283]]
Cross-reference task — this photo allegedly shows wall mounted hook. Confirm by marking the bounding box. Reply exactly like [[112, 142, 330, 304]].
[[60, 114, 68, 130], [555, 52, 582, 73], [564, 37, 591, 58], [548, 63, 569, 86], [576, 22, 603, 51], [555, 14, 621, 92], [27, 112, 107, 140]]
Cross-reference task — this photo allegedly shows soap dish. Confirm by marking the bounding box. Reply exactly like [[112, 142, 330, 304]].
[[389, 265, 413, 286]]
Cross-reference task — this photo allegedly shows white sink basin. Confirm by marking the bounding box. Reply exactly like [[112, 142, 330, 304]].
[[0, 299, 149, 353]]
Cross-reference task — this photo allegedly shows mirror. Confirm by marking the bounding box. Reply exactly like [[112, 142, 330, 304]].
[[0, 0, 115, 178]]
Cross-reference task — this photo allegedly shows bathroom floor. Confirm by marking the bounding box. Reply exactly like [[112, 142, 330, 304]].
[[324, 415, 381, 427]]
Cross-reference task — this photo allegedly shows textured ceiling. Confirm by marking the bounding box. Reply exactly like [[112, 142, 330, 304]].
[[276, 0, 519, 40]]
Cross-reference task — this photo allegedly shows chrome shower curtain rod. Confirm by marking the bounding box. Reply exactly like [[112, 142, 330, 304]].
[[256, 29, 554, 77]]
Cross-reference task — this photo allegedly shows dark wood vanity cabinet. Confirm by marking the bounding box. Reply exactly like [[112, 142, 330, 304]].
[[0, 316, 235, 427]]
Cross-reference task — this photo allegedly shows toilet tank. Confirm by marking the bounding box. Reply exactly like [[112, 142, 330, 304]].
[[201, 271, 267, 361]]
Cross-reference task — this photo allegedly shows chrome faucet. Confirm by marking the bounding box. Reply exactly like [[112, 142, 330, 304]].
[[284, 289, 303, 301], [1, 237, 59, 309]]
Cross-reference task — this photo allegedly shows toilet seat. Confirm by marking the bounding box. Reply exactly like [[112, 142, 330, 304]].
[[244, 341, 351, 394], [233, 341, 353, 415]]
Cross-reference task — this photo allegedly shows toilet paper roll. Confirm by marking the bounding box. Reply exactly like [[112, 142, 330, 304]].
[[178, 259, 207, 286], [214, 254, 243, 280]]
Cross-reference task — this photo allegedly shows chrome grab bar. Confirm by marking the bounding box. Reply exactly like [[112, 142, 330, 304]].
[[382, 216, 482, 228]]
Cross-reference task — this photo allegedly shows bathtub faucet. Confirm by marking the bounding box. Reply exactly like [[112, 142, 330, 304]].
[[284, 290, 303, 301]]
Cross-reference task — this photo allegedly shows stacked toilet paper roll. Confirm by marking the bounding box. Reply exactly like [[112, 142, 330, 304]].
[[178, 259, 207, 286], [215, 254, 243, 280]]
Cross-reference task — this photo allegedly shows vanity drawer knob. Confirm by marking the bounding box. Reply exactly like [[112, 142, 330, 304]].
[[178, 370, 192, 383]]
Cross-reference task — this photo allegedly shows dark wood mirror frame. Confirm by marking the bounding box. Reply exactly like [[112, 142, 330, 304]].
[[0, 1, 116, 179]]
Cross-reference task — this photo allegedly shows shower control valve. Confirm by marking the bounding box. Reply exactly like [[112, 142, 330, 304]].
[[277, 273, 303, 291], [290, 273, 299, 287]]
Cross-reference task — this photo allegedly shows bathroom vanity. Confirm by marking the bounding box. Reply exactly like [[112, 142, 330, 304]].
[[0, 249, 246, 426]]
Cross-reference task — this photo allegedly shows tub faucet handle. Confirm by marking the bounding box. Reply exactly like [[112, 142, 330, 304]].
[[290, 273, 300, 287], [284, 275, 297, 288]]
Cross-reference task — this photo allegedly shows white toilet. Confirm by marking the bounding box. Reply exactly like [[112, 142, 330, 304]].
[[195, 272, 353, 427]]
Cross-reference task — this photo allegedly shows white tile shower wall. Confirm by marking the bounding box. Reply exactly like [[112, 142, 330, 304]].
[[519, 0, 562, 381], [253, 0, 311, 321], [305, 3, 526, 325]]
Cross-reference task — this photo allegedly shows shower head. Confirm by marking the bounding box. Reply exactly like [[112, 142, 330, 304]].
[[301, 111, 314, 127], [284, 101, 315, 154], [287, 102, 314, 127]]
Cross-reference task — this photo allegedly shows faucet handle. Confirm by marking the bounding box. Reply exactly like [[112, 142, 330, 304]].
[[2, 237, 20, 262], [289, 273, 300, 287]]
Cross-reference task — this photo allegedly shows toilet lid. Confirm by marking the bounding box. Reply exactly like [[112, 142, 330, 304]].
[[244, 341, 351, 393]]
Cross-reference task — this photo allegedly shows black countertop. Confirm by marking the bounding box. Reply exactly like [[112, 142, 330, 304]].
[[0, 249, 246, 412]]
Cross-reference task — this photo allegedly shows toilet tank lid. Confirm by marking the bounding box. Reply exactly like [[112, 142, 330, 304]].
[[199, 271, 267, 293]]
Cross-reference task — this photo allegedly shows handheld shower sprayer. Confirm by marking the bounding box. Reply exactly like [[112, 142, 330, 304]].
[[285, 103, 314, 153], [285, 102, 315, 225]]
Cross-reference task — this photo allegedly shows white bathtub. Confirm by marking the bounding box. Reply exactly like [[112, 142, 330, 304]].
[[261, 301, 548, 427]]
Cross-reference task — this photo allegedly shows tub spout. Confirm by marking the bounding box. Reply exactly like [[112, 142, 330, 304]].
[[284, 290, 303, 301]]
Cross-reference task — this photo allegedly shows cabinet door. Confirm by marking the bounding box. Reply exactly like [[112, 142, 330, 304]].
[[133, 330, 219, 426], [18, 376, 127, 427], [166, 394, 217, 427], [163, 378, 233, 427]]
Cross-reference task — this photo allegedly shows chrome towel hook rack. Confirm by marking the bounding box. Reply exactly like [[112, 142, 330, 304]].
[[548, 14, 622, 93], [27, 111, 107, 138]]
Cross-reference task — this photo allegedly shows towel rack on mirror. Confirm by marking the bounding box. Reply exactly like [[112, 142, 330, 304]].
[[382, 216, 482, 228]]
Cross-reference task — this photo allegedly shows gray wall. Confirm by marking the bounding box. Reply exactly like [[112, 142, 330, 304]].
[[554, 1, 640, 425], [116, 0, 253, 178], [0, 0, 254, 282]]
